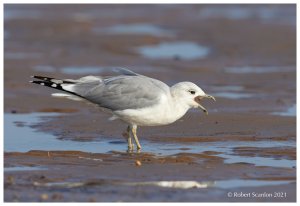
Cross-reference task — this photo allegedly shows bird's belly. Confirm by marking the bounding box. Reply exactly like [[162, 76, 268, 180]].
[[114, 105, 186, 126]]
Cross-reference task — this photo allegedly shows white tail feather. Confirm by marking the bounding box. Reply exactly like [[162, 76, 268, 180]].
[[51, 93, 83, 101]]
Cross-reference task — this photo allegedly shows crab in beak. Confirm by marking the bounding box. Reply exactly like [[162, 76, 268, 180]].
[[194, 94, 216, 115]]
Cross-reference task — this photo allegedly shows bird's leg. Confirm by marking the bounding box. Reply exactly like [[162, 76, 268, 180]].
[[131, 125, 142, 150], [126, 125, 134, 152]]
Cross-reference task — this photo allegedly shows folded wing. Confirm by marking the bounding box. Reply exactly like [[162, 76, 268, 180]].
[[30, 68, 170, 111]]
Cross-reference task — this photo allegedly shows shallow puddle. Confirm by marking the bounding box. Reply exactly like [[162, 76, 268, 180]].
[[211, 85, 244, 92], [4, 166, 47, 172], [219, 153, 295, 168], [5, 52, 42, 60], [33, 65, 56, 73], [60, 66, 105, 75], [215, 179, 294, 189], [136, 41, 210, 60], [37, 65, 171, 75], [210, 85, 254, 99], [158, 141, 295, 168], [198, 6, 295, 25], [94, 23, 174, 37], [135, 179, 294, 189], [4, 9, 42, 20], [199, 6, 252, 20], [4, 113, 113, 153], [212, 92, 254, 99], [4, 113, 295, 168], [224, 66, 295, 74], [33, 179, 294, 190], [272, 104, 296, 117]]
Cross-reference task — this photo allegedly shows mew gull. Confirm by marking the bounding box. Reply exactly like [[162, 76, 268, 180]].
[[30, 68, 215, 151]]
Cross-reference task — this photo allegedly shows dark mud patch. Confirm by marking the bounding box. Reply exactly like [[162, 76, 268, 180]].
[[232, 146, 296, 160]]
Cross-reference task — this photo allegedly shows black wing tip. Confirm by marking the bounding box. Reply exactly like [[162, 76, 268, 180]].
[[30, 77, 85, 100], [29, 80, 40, 84], [30, 80, 46, 85], [30, 80, 57, 88], [30, 75, 55, 81], [30, 75, 41, 79]]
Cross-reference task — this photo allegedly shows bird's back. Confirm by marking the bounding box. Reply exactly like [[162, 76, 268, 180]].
[[82, 75, 170, 111]]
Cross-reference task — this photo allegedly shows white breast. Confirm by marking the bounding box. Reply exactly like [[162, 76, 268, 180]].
[[113, 95, 190, 126]]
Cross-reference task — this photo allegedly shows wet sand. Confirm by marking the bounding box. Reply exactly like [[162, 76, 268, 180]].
[[4, 4, 296, 202]]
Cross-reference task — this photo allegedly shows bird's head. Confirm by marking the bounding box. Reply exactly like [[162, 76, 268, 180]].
[[171, 82, 216, 115]]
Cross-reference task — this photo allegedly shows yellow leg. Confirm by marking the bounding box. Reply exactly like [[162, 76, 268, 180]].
[[131, 125, 142, 150], [126, 126, 134, 151]]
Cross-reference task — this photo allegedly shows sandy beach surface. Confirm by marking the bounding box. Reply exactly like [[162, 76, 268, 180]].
[[4, 4, 296, 202]]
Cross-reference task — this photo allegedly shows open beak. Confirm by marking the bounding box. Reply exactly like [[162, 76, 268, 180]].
[[194, 94, 216, 115]]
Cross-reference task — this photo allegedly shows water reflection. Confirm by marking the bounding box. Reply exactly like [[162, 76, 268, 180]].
[[211, 85, 254, 99], [199, 5, 296, 25], [137, 41, 210, 60], [224, 66, 295, 74], [32, 179, 294, 189], [33, 65, 56, 73], [4, 112, 296, 168], [4, 166, 47, 172], [61, 66, 105, 75], [5, 52, 42, 60], [95, 23, 174, 37], [272, 104, 296, 117]]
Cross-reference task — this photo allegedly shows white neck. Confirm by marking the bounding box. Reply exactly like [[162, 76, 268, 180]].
[[164, 93, 190, 123]]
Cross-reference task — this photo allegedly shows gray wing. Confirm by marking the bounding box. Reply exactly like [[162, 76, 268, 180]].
[[63, 73, 170, 111]]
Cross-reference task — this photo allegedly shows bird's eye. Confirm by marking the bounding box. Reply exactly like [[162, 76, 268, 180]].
[[189, 90, 196, 95]]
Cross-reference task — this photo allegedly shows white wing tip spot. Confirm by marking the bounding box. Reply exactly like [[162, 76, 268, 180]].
[[40, 83, 45, 86], [51, 83, 57, 87]]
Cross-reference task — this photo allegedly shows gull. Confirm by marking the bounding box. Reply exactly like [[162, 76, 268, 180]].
[[30, 68, 215, 151]]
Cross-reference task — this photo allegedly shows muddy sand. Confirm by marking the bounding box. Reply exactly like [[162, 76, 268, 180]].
[[4, 4, 296, 202]]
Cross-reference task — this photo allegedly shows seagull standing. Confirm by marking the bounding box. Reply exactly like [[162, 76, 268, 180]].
[[30, 68, 215, 151]]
